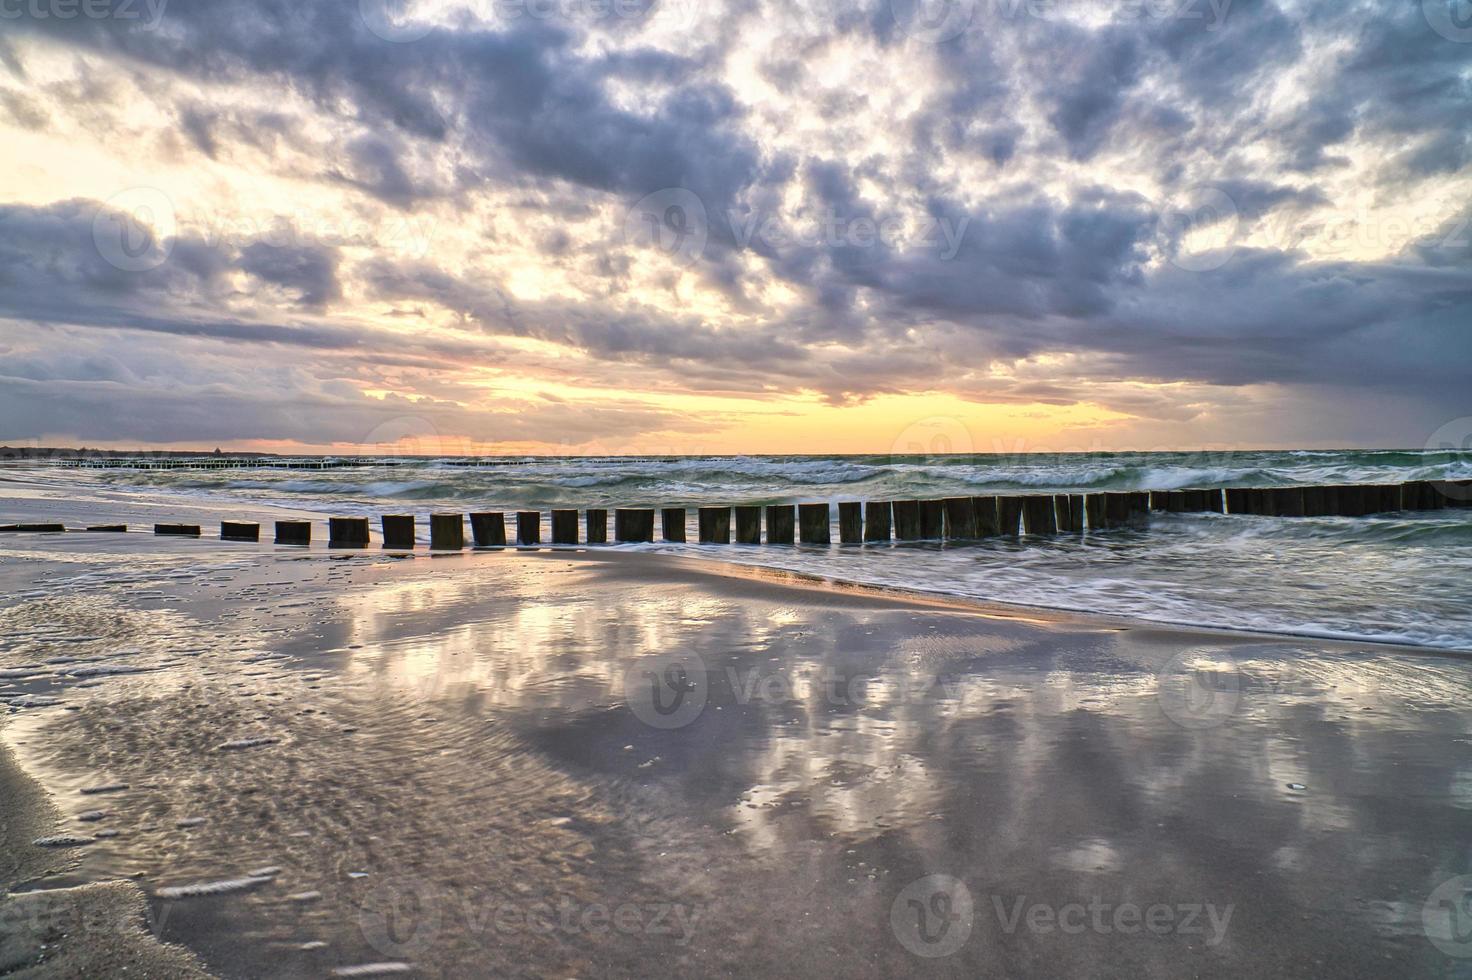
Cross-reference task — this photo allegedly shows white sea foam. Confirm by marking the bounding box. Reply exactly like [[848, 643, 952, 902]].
[[331, 964, 413, 977], [217, 736, 279, 751], [33, 835, 94, 847]]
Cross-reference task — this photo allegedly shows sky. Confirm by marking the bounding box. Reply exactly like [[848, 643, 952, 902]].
[[0, 0, 1469, 455]]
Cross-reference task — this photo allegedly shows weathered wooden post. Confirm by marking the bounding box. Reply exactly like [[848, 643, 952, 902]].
[[274, 520, 311, 545], [1224, 488, 1248, 515], [698, 506, 731, 544], [327, 518, 366, 548], [155, 523, 202, 537], [516, 512, 541, 545], [429, 513, 465, 550], [1382, 484, 1404, 513], [470, 512, 506, 547], [1148, 491, 1170, 512], [585, 509, 608, 544], [864, 501, 892, 542], [1067, 494, 1086, 532], [221, 521, 260, 542], [1273, 488, 1305, 518], [1084, 494, 1106, 530], [1300, 487, 1325, 517], [662, 508, 687, 542], [551, 510, 579, 544], [918, 500, 944, 539], [798, 503, 830, 544], [1022, 496, 1057, 535], [995, 496, 1024, 535], [1103, 493, 1129, 528], [943, 497, 978, 539], [766, 505, 796, 544], [734, 506, 762, 544], [615, 509, 655, 542], [1127, 492, 1151, 526], [382, 515, 416, 549], [974, 496, 1001, 536], [1053, 495, 1074, 533], [838, 502, 863, 544], [892, 500, 922, 541], [86, 525, 127, 533]]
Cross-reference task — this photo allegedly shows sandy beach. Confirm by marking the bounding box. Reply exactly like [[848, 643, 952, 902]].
[[2, 481, 1471, 977]]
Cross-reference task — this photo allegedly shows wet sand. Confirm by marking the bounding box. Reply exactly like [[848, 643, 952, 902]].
[[2, 517, 1472, 977]]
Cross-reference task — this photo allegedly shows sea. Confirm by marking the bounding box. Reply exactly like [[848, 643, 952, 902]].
[[19, 449, 1472, 652]]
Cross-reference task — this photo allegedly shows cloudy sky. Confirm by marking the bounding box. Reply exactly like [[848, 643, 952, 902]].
[[1, 0, 1469, 454]]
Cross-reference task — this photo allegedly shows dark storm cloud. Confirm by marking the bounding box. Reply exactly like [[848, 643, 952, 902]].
[[3, 0, 1470, 445]]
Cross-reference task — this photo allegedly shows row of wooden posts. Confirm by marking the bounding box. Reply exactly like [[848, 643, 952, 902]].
[[10, 479, 1463, 548]]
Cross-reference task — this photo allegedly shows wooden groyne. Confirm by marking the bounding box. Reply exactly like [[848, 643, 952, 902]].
[[4, 480, 1468, 547]]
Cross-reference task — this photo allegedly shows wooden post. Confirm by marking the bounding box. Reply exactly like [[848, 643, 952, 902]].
[[221, 521, 259, 542], [1127, 492, 1151, 527], [430, 513, 465, 550], [551, 510, 579, 544], [615, 509, 655, 542], [662, 508, 687, 542], [381, 515, 415, 549], [516, 512, 541, 545], [155, 523, 202, 537], [1022, 496, 1057, 535], [995, 496, 1024, 535], [1148, 491, 1170, 512], [919, 500, 944, 540], [838, 502, 863, 544], [1205, 489, 1225, 513], [1274, 488, 1305, 518], [1384, 484, 1404, 513], [274, 520, 311, 545], [698, 506, 731, 544], [585, 509, 608, 544], [766, 505, 796, 544], [15, 523, 65, 532], [943, 497, 978, 539], [1224, 488, 1248, 515], [327, 518, 366, 547], [470, 512, 506, 547], [1054, 494, 1073, 533], [734, 506, 762, 544], [1103, 492, 1129, 528], [974, 496, 1001, 536], [86, 525, 127, 533], [1300, 487, 1325, 517], [798, 503, 830, 544], [1335, 485, 1363, 516], [864, 501, 892, 542], [892, 500, 922, 541], [1084, 494, 1106, 530]]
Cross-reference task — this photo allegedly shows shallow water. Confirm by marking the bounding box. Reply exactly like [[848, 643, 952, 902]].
[[7, 450, 1472, 650], [3, 544, 1471, 977]]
